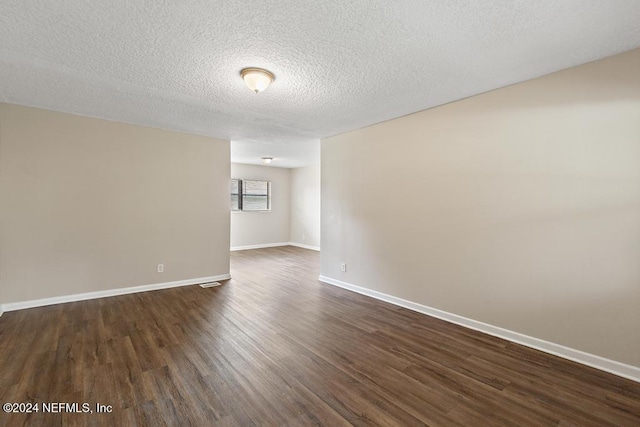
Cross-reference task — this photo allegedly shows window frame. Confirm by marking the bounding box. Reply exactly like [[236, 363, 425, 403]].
[[230, 178, 271, 212]]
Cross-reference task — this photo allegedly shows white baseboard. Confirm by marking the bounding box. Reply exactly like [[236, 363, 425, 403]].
[[230, 242, 320, 251], [318, 275, 640, 383], [0, 274, 231, 313], [230, 242, 290, 251], [288, 242, 320, 251]]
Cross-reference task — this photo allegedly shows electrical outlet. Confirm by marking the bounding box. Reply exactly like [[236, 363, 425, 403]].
[[157, 264, 164, 273], [341, 263, 347, 272]]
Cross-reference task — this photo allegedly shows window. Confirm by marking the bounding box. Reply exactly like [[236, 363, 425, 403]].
[[230, 179, 240, 211], [230, 179, 270, 211]]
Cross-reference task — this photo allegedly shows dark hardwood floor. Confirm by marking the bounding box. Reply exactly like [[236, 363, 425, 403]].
[[0, 246, 639, 426]]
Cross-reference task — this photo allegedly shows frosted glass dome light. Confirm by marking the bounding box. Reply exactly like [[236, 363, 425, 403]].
[[241, 68, 275, 93]]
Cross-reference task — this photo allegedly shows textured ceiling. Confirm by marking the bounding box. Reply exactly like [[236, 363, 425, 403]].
[[1, 1, 640, 168]]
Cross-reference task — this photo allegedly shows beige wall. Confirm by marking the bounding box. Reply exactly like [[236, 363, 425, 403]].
[[290, 164, 321, 249], [230, 163, 291, 248], [321, 49, 640, 367], [0, 104, 230, 304]]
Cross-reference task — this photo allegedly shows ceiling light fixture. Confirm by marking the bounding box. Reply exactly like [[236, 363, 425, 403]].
[[261, 157, 273, 164], [240, 67, 275, 93]]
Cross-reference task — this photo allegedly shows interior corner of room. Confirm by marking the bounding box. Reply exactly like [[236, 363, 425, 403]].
[[229, 162, 321, 252]]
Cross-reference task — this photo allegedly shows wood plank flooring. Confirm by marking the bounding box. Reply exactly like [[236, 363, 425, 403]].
[[0, 246, 639, 426]]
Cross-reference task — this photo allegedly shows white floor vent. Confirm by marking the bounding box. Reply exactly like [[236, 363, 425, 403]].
[[199, 282, 222, 288]]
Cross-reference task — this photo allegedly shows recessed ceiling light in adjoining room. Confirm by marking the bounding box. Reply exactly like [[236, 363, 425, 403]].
[[261, 157, 273, 164], [241, 68, 275, 93]]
